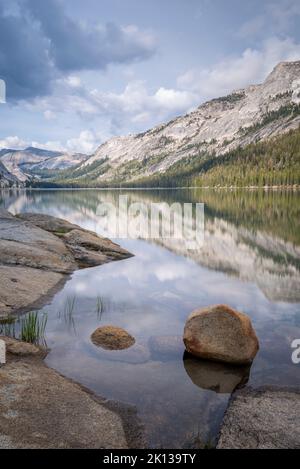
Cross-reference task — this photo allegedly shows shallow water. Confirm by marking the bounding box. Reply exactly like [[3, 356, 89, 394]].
[[1, 188, 300, 448]]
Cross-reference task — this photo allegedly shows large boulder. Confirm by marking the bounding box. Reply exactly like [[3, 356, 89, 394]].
[[183, 304, 259, 364], [91, 326, 135, 350]]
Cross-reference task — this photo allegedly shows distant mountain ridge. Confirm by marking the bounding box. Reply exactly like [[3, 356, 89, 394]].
[[0, 146, 87, 187]]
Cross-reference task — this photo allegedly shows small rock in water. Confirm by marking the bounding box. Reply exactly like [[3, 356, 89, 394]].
[[183, 304, 259, 365], [91, 325, 135, 350]]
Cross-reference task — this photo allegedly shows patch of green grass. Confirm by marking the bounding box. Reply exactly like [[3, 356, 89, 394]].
[[0, 312, 48, 345], [20, 311, 48, 344]]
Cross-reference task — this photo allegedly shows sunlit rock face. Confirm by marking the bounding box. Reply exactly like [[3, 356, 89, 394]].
[[77, 61, 300, 182], [0, 159, 21, 188]]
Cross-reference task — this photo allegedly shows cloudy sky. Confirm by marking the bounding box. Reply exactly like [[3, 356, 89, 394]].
[[1, 0, 300, 154]]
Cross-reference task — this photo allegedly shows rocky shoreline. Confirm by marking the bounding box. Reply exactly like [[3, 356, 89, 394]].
[[0, 209, 142, 448]]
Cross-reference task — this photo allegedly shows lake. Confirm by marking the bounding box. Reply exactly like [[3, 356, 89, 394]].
[[1, 188, 300, 448]]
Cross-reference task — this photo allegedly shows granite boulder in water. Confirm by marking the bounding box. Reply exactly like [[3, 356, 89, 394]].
[[183, 304, 259, 365]]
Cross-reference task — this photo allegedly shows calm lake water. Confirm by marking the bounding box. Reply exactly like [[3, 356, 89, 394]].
[[1, 188, 300, 448]]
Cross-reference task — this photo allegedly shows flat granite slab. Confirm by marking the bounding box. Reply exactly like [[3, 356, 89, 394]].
[[0, 337, 138, 449], [0, 210, 132, 317], [217, 386, 300, 449]]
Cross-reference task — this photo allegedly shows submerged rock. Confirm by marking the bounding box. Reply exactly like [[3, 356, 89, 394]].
[[183, 304, 259, 364], [91, 326, 135, 350], [217, 386, 300, 449], [184, 355, 250, 394]]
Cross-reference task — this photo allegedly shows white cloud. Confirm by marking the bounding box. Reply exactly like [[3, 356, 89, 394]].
[[65, 76, 82, 88], [65, 130, 101, 154], [153, 87, 196, 112], [91, 80, 196, 116], [0, 135, 28, 150], [28, 77, 197, 129], [0, 135, 67, 152], [0, 131, 102, 154], [177, 37, 300, 100]]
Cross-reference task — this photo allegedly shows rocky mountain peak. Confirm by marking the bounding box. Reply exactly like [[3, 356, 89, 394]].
[[265, 60, 300, 82]]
